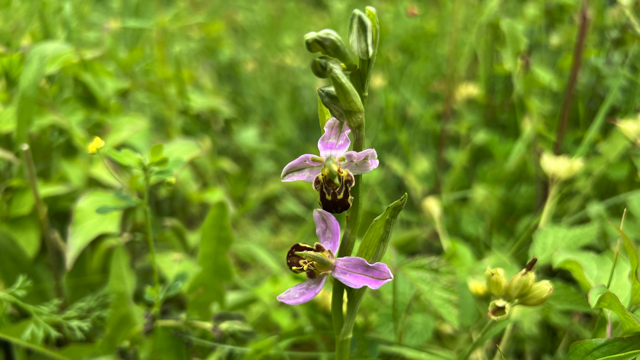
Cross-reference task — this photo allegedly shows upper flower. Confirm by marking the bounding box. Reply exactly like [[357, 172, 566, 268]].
[[281, 118, 379, 213], [277, 209, 393, 305]]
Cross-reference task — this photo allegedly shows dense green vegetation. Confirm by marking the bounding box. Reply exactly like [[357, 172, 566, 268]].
[[1, 0, 640, 359]]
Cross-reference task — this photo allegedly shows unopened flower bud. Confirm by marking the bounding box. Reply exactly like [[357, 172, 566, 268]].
[[484, 267, 507, 297], [488, 299, 511, 320], [310, 56, 335, 79], [540, 152, 584, 181], [468, 279, 487, 296], [504, 258, 537, 301], [326, 61, 364, 116], [317, 86, 347, 122], [348, 10, 373, 59], [519, 280, 553, 306], [304, 29, 353, 66]]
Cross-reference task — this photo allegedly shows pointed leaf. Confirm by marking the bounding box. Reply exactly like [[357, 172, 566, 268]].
[[611, 225, 640, 308], [66, 191, 124, 270], [356, 193, 408, 263], [188, 202, 234, 319], [567, 335, 640, 360], [590, 289, 640, 335]]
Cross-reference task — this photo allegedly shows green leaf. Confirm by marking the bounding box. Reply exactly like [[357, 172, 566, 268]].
[[589, 288, 640, 335], [101, 245, 142, 352], [149, 156, 169, 168], [530, 222, 599, 266], [188, 202, 234, 319], [611, 225, 640, 308], [0, 215, 41, 260], [106, 148, 140, 168], [317, 92, 331, 133], [567, 335, 640, 360], [8, 188, 35, 218], [149, 143, 164, 162], [401, 257, 459, 328], [16, 41, 76, 144], [66, 190, 125, 270], [356, 193, 408, 263]]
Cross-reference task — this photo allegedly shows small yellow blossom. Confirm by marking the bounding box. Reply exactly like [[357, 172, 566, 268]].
[[87, 136, 105, 154], [616, 114, 640, 145], [468, 278, 487, 296], [540, 152, 584, 181], [454, 82, 481, 103]]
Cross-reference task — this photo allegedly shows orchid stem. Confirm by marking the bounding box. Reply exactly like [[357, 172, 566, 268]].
[[143, 167, 161, 315], [333, 125, 364, 360]]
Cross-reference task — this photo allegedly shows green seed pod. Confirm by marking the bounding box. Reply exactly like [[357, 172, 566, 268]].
[[304, 29, 354, 66], [504, 269, 535, 301], [488, 299, 511, 320], [519, 280, 553, 306], [348, 9, 373, 59], [484, 267, 507, 297], [317, 86, 347, 122]]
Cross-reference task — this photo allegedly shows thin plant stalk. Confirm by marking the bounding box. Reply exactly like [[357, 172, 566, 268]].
[[553, 0, 589, 154], [143, 167, 161, 314], [492, 324, 514, 360], [538, 180, 559, 228], [21, 144, 64, 300], [460, 319, 496, 360], [332, 125, 365, 360]]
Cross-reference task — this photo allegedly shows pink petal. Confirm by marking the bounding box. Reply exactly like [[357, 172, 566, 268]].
[[318, 118, 351, 159], [313, 209, 340, 254], [277, 275, 327, 305], [332, 257, 393, 290], [281, 154, 324, 182], [341, 149, 379, 175]]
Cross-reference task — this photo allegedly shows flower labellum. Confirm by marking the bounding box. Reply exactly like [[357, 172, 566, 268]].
[[281, 118, 379, 213], [278, 209, 393, 305]]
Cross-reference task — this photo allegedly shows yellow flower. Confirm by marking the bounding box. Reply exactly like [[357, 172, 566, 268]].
[[454, 82, 481, 103], [616, 114, 640, 145], [87, 136, 105, 154]]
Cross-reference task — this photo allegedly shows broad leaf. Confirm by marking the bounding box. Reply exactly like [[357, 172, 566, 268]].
[[188, 202, 234, 319], [567, 335, 640, 360], [589, 288, 640, 335], [530, 222, 599, 266], [101, 245, 142, 352], [66, 190, 125, 270]]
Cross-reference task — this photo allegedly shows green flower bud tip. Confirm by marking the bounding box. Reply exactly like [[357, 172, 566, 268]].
[[504, 258, 537, 301], [348, 9, 373, 59], [484, 267, 507, 297], [488, 299, 511, 320], [519, 280, 553, 306], [317, 86, 347, 122], [304, 29, 353, 66], [310, 56, 343, 79]]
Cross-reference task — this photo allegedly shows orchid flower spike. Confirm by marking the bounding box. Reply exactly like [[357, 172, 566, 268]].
[[281, 118, 379, 213], [277, 209, 393, 305]]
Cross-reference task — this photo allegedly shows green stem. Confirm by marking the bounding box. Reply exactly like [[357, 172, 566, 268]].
[[492, 323, 513, 360], [538, 180, 559, 228], [459, 320, 496, 360], [333, 125, 364, 360], [143, 167, 161, 314], [21, 144, 64, 300]]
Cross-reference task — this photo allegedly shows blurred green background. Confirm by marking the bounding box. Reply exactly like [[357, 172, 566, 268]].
[[1, 0, 640, 358]]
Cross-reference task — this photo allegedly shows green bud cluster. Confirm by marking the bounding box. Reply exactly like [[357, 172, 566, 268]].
[[484, 258, 553, 320]]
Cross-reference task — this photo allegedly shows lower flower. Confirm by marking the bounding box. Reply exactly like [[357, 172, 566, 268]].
[[277, 209, 393, 305]]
